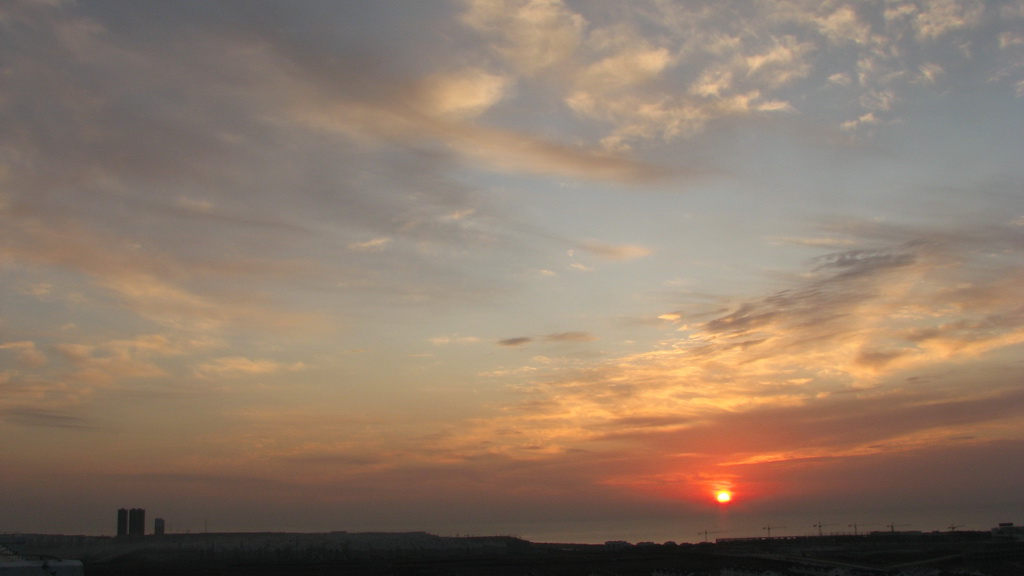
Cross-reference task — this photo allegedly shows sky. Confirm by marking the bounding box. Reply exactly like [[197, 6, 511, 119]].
[[2, 0, 1024, 544]]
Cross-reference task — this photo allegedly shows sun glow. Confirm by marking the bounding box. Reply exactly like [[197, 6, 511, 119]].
[[716, 490, 732, 503]]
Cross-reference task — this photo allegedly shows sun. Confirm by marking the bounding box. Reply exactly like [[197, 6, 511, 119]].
[[715, 490, 732, 503]]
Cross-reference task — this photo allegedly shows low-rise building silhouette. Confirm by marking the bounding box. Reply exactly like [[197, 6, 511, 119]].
[[992, 522, 1024, 540]]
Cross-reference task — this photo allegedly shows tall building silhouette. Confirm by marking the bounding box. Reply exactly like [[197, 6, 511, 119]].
[[128, 508, 145, 536], [116, 508, 128, 537], [154, 518, 165, 536]]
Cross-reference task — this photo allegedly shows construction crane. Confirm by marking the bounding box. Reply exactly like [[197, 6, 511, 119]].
[[886, 522, 910, 533], [813, 522, 838, 537], [848, 523, 876, 536], [947, 524, 963, 532], [763, 525, 786, 539], [697, 529, 724, 542]]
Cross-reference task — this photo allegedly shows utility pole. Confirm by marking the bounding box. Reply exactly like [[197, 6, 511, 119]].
[[813, 522, 837, 537], [697, 529, 723, 542], [848, 523, 876, 536]]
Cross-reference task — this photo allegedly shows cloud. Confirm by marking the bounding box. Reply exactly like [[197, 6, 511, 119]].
[[0, 341, 47, 368], [54, 342, 168, 386], [0, 335, 182, 424], [743, 35, 815, 88], [463, 0, 810, 151], [448, 219, 1024, 499], [916, 62, 945, 84], [0, 0, 532, 331], [5, 1, 1019, 341], [459, 0, 1024, 144], [0, 334, 219, 427], [1, 213, 317, 332], [461, 0, 585, 76], [348, 237, 392, 252], [811, 246, 917, 277], [769, 235, 858, 248], [544, 332, 597, 343], [827, 72, 852, 86], [576, 240, 652, 260], [0, 1, 328, 328], [815, 5, 872, 45], [175, 196, 215, 215], [840, 112, 880, 131], [910, 0, 985, 40], [19, 283, 53, 297], [290, 93, 669, 182], [192, 357, 306, 380], [0, 407, 93, 430], [418, 68, 510, 119], [40, 333, 219, 389], [496, 332, 597, 348], [429, 336, 481, 345]]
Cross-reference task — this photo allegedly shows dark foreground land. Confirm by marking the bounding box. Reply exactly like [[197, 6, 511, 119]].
[[16, 530, 1024, 576]]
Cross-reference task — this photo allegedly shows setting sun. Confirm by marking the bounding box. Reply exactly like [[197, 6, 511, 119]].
[[716, 491, 732, 503]]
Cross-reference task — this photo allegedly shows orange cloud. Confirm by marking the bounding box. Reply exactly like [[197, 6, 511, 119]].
[[428, 223, 1024, 507]]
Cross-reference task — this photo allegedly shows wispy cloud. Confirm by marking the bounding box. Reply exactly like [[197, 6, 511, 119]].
[[429, 336, 481, 346], [54, 342, 169, 386], [575, 240, 652, 261], [1, 407, 93, 430], [0, 0, 516, 331], [0, 341, 48, 368], [193, 357, 306, 380], [2, 214, 317, 331], [498, 337, 532, 347], [451, 220, 1024, 498], [497, 332, 598, 347], [545, 332, 597, 343], [0, 332, 221, 430], [348, 237, 392, 252], [460, 0, 1024, 144]]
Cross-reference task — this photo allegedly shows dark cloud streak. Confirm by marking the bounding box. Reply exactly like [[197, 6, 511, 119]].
[[2, 408, 93, 430]]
